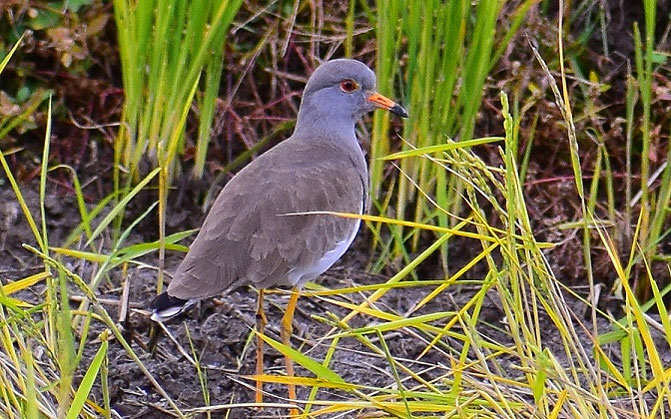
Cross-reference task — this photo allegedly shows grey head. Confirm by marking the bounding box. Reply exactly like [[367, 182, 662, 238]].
[[294, 59, 407, 137]]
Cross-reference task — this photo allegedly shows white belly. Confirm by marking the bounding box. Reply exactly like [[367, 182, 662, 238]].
[[288, 212, 361, 287]]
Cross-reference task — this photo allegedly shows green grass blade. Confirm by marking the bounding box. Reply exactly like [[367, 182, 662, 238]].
[[255, 332, 346, 385], [49, 165, 93, 243], [381, 137, 504, 160], [84, 167, 160, 248], [22, 339, 39, 419], [39, 96, 52, 256], [66, 334, 108, 419], [0, 151, 44, 251], [0, 33, 24, 73]]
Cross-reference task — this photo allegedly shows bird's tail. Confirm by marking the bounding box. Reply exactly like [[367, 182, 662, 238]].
[[150, 292, 197, 322]]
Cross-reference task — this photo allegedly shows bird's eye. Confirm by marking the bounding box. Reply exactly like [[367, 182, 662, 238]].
[[340, 79, 358, 93]]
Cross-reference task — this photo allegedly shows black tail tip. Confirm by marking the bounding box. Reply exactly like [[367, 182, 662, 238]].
[[150, 292, 196, 322], [150, 292, 187, 312]]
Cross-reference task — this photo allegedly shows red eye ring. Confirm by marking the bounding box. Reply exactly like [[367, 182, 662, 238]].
[[340, 79, 358, 93]]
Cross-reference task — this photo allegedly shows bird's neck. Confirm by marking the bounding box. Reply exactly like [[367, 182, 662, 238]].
[[294, 106, 358, 146]]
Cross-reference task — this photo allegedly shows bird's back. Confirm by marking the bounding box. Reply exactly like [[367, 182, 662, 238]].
[[167, 135, 367, 300]]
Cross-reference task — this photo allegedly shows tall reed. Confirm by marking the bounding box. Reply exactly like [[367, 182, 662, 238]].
[[113, 0, 242, 184], [371, 0, 535, 270]]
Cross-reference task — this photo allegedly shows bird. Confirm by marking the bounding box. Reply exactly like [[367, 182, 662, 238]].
[[150, 58, 407, 413]]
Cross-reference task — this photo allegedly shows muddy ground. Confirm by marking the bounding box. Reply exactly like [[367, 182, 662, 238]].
[[2, 175, 666, 418]]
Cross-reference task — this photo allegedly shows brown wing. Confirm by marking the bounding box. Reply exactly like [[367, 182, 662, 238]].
[[167, 138, 367, 299]]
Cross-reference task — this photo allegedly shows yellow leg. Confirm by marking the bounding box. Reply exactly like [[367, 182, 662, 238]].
[[255, 289, 266, 405], [281, 288, 300, 416]]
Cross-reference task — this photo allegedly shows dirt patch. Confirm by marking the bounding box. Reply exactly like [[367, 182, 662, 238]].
[[3, 180, 666, 417]]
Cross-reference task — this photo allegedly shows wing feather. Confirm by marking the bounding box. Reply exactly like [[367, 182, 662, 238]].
[[167, 138, 367, 299]]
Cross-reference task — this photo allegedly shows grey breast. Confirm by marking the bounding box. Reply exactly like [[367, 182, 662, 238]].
[[166, 134, 367, 300]]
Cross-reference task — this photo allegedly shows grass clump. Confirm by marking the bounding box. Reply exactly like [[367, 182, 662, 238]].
[[113, 0, 242, 184], [247, 91, 669, 417], [370, 0, 536, 273]]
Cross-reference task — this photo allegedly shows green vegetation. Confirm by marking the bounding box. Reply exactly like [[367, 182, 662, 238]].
[[370, 0, 535, 271], [1, 1, 670, 417], [113, 0, 242, 182]]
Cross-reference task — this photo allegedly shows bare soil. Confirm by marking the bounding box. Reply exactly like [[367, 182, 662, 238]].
[[3, 179, 667, 418]]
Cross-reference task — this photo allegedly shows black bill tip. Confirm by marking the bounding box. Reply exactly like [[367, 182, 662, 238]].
[[390, 104, 408, 118]]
